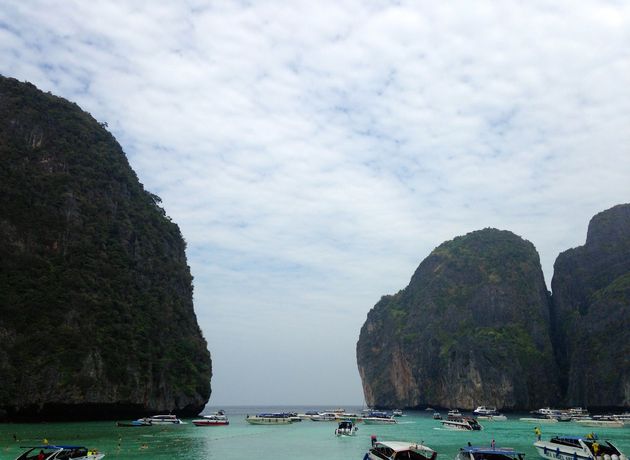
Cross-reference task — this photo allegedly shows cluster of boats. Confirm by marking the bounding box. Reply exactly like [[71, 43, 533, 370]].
[[116, 411, 229, 427], [520, 408, 629, 427], [364, 433, 628, 460], [245, 408, 401, 425], [431, 407, 506, 431]]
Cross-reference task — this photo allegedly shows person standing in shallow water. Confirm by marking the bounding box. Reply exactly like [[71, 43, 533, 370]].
[[535, 426, 542, 440]]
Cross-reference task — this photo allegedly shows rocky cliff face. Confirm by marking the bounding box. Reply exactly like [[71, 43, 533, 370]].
[[0, 76, 212, 420], [551, 204, 630, 408], [357, 229, 559, 409]]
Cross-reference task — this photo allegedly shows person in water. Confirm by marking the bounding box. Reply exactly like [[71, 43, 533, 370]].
[[534, 426, 542, 440]]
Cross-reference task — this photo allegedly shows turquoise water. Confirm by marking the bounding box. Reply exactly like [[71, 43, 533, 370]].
[[2, 407, 630, 460]]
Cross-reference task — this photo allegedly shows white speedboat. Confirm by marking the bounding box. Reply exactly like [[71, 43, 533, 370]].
[[530, 408, 571, 422], [310, 412, 338, 421], [137, 414, 183, 424], [366, 439, 437, 460], [576, 418, 624, 428], [433, 412, 443, 420], [473, 406, 499, 416], [335, 419, 358, 436], [393, 409, 404, 417], [457, 445, 525, 460], [477, 414, 508, 421], [441, 415, 483, 431], [193, 410, 229, 426], [364, 415, 398, 425], [15, 445, 104, 460], [245, 413, 293, 425], [568, 408, 591, 420], [534, 435, 628, 460]]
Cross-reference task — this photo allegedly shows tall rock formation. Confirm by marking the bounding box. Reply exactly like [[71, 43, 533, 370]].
[[551, 204, 630, 408], [357, 228, 559, 409], [0, 76, 211, 420]]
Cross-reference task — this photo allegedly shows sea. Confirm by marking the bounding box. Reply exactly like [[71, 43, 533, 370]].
[[2, 406, 630, 460]]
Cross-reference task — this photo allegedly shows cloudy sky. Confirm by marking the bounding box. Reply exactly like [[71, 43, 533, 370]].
[[2, 0, 630, 406]]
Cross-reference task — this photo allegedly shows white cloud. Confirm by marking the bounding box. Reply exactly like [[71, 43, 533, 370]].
[[2, 0, 630, 405]]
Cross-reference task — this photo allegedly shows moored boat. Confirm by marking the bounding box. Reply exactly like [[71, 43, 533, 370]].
[[366, 438, 437, 460], [473, 406, 499, 416], [456, 445, 525, 460], [245, 413, 293, 425], [193, 410, 229, 426], [576, 419, 624, 428], [433, 412, 443, 420], [393, 409, 403, 417], [534, 435, 628, 460], [529, 408, 571, 422], [15, 445, 104, 460], [137, 414, 183, 424], [476, 414, 508, 421], [363, 415, 397, 425], [441, 415, 483, 431], [520, 414, 559, 424], [116, 420, 152, 427], [310, 412, 338, 422], [335, 419, 359, 436]]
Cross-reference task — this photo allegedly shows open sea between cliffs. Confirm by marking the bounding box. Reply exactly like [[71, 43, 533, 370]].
[[2, 407, 630, 460]]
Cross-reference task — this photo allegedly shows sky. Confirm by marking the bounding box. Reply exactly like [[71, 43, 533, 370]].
[[1, 0, 630, 406]]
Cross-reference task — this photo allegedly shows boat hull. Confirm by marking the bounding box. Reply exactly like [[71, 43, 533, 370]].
[[246, 416, 292, 425], [520, 417, 558, 424], [363, 418, 397, 425], [193, 420, 229, 426], [575, 420, 624, 428]]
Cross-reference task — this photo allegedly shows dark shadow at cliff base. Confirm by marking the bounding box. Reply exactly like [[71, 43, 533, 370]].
[[0, 402, 205, 422]]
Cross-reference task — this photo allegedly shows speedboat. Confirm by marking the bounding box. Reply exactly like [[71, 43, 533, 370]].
[[433, 412, 443, 420], [477, 414, 508, 421], [457, 445, 525, 460], [245, 413, 293, 424], [441, 415, 483, 431], [116, 419, 152, 427], [310, 412, 338, 421], [529, 408, 571, 422], [363, 415, 398, 425], [363, 411, 398, 424], [534, 435, 628, 460], [473, 406, 499, 416], [568, 408, 591, 420], [15, 445, 104, 460], [366, 438, 437, 460], [393, 409, 404, 417], [137, 414, 183, 424], [576, 418, 624, 428], [335, 419, 358, 436], [520, 416, 558, 423], [193, 410, 229, 426]]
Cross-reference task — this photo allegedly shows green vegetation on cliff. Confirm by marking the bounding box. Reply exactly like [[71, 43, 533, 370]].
[[357, 228, 559, 410], [551, 204, 630, 408], [0, 76, 211, 420]]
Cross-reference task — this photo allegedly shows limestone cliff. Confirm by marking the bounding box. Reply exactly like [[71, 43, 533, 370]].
[[357, 229, 559, 409], [0, 76, 211, 420], [551, 204, 630, 408]]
